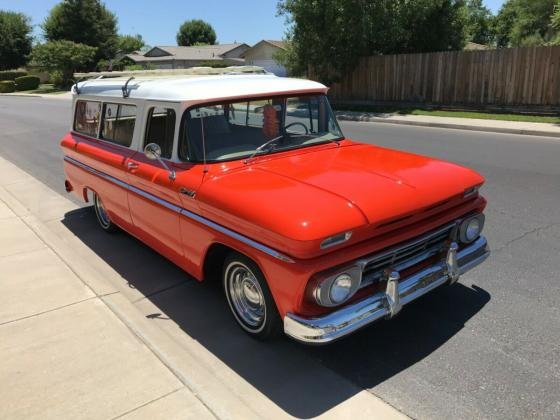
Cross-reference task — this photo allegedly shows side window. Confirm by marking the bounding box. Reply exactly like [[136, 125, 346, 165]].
[[144, 107, 176, 159], [74, 100, 101, 137], [100, 103, 136, 147]]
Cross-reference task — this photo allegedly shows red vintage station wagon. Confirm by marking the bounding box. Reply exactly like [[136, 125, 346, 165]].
[[61, 68, 489, 343]]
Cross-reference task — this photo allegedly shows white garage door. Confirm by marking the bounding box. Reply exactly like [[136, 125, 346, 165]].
[[251, 59, 287, 77]]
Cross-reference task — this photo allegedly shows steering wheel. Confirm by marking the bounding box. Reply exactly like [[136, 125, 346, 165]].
[[285, 122, 309, 135]]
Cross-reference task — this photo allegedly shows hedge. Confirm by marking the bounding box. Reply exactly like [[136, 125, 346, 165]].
[[0, 81, 16, 93], [0, 71, 27, 81], [14, 75, 40, 91]]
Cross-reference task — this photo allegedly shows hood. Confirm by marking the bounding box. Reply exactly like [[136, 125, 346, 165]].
[[255, 143, 484, 225], [196, 142, 484, 256]]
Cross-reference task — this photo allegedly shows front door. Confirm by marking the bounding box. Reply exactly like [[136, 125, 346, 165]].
[[126, 105, 205, 266]]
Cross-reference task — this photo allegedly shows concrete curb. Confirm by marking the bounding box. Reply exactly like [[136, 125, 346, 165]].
[[0, 92, 71, 99], [0, 93, 41, 98], [335, 112, 560, 138]]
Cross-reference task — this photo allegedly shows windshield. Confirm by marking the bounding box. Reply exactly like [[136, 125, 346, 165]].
[[180, 94, 344, 162]]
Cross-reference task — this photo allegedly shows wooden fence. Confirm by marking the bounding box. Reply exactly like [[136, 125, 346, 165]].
[[324, 46, 560, 109]]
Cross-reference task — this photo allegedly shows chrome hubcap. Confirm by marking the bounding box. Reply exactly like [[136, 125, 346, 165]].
[[95, 194, 111, 228], [226, 263, 265, 328]]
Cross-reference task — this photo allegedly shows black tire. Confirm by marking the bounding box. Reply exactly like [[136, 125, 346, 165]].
[[223, 252, 282, 340], [93, 192, 118, 233]]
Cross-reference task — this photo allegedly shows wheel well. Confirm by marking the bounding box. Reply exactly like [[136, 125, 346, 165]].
[[203, 243, 234, 283]]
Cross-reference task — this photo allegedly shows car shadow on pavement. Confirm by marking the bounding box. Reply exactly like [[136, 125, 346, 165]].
[[61, 207, 491, 419]]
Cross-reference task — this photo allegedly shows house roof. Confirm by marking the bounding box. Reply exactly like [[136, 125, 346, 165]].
[[73, 74, 327, 105], [126, 43, 249, 63], [464, 42, 492, 51], [241, 40, 287, 59], [263, 40, 287, 50]]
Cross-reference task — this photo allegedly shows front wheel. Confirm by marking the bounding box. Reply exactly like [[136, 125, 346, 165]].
[[93, 192, 118, 233], [223, 253, 282, 340]]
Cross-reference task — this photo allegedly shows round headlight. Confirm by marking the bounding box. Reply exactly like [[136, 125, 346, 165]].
[[459, 214, 485, 243], [329, 273, 353, 304], [465, 219, 481, 241]]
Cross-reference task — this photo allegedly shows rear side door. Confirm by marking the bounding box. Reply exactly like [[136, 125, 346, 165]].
[[70, 100, 138, 229]]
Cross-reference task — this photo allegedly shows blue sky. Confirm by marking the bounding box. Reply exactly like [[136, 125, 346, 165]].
[[1, 0, 505, 47]]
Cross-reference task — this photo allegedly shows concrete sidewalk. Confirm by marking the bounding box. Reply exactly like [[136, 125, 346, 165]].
[[335, 110, 560, 138], [0, 163, 214, 419], [0, 156, 407, 419]]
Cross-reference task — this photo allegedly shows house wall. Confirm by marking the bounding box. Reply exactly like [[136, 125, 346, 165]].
[[244, 43, 287, 76], [244, 43, 279, 61]]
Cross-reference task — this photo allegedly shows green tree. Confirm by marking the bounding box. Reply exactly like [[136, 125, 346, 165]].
[[43, 0, 118, 66], [117, 34, 145, 54], [0, 11, 33, 71], [550, 1, 560, 44], [176, 19, 217, 46], [464, 0, 494, 45], [493, 0, 556, 47], [278, 0, 467, 84], [31, 40, 96, 87]]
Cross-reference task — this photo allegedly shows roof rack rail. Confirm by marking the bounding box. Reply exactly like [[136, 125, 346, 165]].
[[74, 65, 269, 80], [122, 76, 135, 98], [72, 77, 88, 94]]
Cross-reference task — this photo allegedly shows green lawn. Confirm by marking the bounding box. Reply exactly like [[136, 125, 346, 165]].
[[334, 105, 560, 124], [27, 84, 68, 95]]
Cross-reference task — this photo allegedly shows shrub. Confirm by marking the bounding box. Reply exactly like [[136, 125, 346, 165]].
[[0, 81, 16, 93], [49, 70, 65, 88], [199, 61, 228, 68], [0, 70, 27, 81], [14, 75, 40, 91]]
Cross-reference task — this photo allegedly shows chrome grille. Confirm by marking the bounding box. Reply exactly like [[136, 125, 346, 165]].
[[360, 223, 455, 288]]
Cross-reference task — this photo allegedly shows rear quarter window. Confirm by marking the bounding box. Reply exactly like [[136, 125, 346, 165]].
[[100, 103, 137, 147], [74, 100, 101, 137]]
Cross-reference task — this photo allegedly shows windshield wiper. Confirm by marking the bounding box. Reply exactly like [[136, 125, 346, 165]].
[[245, 135, 285, 162]]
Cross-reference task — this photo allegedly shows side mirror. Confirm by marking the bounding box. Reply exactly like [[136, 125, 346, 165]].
[[143, 143, 176, 181], [144, 143, 162, 160]]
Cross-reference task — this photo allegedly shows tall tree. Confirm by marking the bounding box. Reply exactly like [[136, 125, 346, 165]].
[[176, 19, 217, 46], [278, 0, 467, 84], [493, 0, 556, 47], [117, 34, 145, 54], [0, 11, 33, 70], [43, 0, 118, 65], [464, 0, 494, 45]]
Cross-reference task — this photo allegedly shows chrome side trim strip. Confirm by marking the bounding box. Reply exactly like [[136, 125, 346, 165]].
[[64, 155, 295, 263], [284, 236, 489, 343]]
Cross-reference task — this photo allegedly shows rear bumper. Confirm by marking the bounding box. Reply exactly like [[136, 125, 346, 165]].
[[284, 236, 489, 344]]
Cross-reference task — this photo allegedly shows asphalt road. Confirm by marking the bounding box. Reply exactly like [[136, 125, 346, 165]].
[[1, 96, 559, 419]]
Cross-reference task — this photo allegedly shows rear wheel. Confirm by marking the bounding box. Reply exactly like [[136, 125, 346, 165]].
[[93, 192, 117, 233], [223, 252, 282, 340]]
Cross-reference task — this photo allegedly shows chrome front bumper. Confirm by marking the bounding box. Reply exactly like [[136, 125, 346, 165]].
[[284, 236, 489, 344]]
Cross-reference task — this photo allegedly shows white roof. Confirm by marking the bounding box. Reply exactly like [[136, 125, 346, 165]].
[[73, 74, 328, 105]]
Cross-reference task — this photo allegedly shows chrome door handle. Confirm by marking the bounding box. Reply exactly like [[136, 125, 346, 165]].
[[179, 187, 196, 198], [127, 161, 139, 170]]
